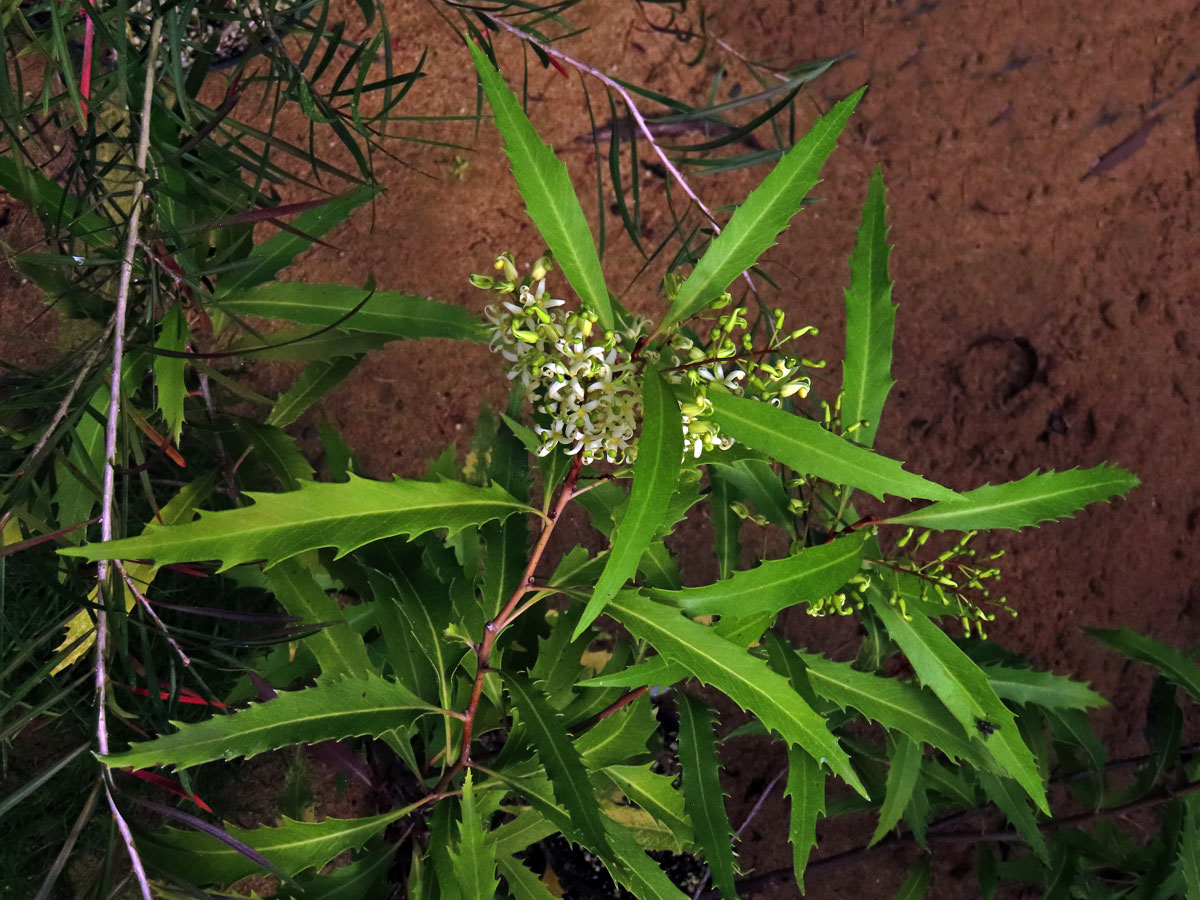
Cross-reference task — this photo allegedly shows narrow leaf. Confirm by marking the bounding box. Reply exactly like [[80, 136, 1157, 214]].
[[841, 165, 895, 449], [870, 735, 923, 846], [605, 592, 866, 796], [154, 306, 189, 444], [577, 370, 682, 637], [706, 392, 957, 502], [895, 858, 931, 900], [867, 591, 1047, 813], [450, 771, 500, 900], [468, 41, 612, 329], [218, 281, 488, 342], [707, 468, 740, 579], [663, 87, 865, 327], [977, 771, 1049, 863], [676, 694, 739, 899], [1088, 628, 1200, 705], [884, 465, 1139, 531], [503, 672, 613, 855], [61, 475, 532, 571], [267, 356, 362, 428], [646, 532, 865, 617], [1178, 802, 1200, 900], [497, 854, 558, 900], [101, 674, 431, 770], [982, 664, 1107, 711], [784, 747, 824, 892]]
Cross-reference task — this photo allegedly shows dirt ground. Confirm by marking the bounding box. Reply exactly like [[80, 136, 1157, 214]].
[[4, 0, 1200, 896]]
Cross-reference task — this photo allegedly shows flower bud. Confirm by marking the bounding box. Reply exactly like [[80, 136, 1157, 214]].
[[469, 273, 495, 290]]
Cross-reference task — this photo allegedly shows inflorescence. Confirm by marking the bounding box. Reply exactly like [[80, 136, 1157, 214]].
[[473, 253, 818, 465]]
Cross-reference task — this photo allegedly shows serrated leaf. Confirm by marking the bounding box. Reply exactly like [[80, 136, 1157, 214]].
[[663, 87, 865, 327], [496, 854, 558, 900], [239, 421, 315, 491], [784, 747, 824, 892], [709, 455, 794, 531], [154, 305, 189, 444], [1088, 628, 1200, 705], [603, 764, 693, 848], [492, 810, 557, 857], [577, 370, 682, 637], [646, 531, 865, 617], [451, 771, 500, 900], [707, 468, 740, 579], [884, 464, 1139, 531], [870, 735, 923, 846], [216, 187, 380, 296], [503, 672, 612, 855], [217, 281, 488, 342], [267, 356, 362, 428], [140, 805, 420, 885], [61, 475, 532, 570], [677, 694, 739, 899], [706, 392, 957, 502], [895, 858, 931, 900], [982, 664, 1107, 711], [274, 843, 395, 900], [605, 591, 865, 797], [267, 558, 373, 681], [102, 674, 431, 770], [867, 589, 1047, 813], [842, 165, 895, 449], [1045, 708, 1107, 776], [977, 771, 1049, 863], [1178, 803, 1200, 900], [602, 803, 686, 853], [468, 41, 612, 330]]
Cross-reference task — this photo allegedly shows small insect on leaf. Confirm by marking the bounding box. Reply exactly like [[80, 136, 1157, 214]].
[[975, 718, 1000, 738]]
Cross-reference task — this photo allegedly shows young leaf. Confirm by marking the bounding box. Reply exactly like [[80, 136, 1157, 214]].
[[784, 747, 824, 892], [867, 591, 1048, 813], [982, 664, 1107, 711], [265, 558, 373, 681], [605, 591, 866, 797], [154, 305, 189, 444], [869, 735, 923, 846], [1088, 628, 1200, 705], [576, 370, 683, 638], [646, 531, 866, 618], [663, 87, 866, 327], [140, 806, 423, 885], [841, 165, 895, 449], [977, 771, 1050, 863], [676, 694, 739, 899], [883, 464, 1139, 531], [266, 355, 362, 428], [467, 40, 612, 330], [61, 475, 533, 570], [217, 281, 488, 343], [450, 771, 500, 900], [101, 674, 431, 770], [503, 672, 613, 855], [706, 392, 957, 502]]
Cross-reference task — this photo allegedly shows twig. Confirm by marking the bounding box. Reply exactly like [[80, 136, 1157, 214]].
[[117, 561, 191, 666], [572, 685, 650, 734], [94, 20, 163, 900]]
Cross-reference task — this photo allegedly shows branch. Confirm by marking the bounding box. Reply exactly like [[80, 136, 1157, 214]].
[[94, 18, 162, 900]]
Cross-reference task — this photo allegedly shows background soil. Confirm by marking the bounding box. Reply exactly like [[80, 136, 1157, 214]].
[[4, 0, 1200, 897]]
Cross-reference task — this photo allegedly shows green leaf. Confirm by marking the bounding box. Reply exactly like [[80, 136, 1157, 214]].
[[977, 771, 1049, 863], [450, 771, 500, 900], [267, 356, 363, 428], [605, 591, 865, 797], [707, 468, 740, 579], [676, 694, 739, 899], [841, 165, 895, 449], [503, 672, 612, 855], [497, 854, 558, 900], [492, 811, 557, 858], [784, 747, 824, 893], [646, 532, 865, 617], [576, 370, 682, 637], [238, 421, 315, 491], [275, 843, 395, 900], [140, 805, 421, 885], [706, 392, 957, 502], [216, 187, 380, 296], [218, 282, 488, 342], [982, 664, 1107, 711], [895, 858, 931, 900], [883, 465, 1139, 531], [709, 454, 795, 532], [867, 591, 1047, 813], [1089, 628, 1200, 705], [662, 87, 865, 327], [1177, 802, 1200, 900], [61, 475, 532, 570], [467, 41, 612, 330], [265, 558, 373, 681], [603, 764, 693, 847], [870, 735, 923, 846], [101, 674, 431, 770], [154, 305, 189, 444]]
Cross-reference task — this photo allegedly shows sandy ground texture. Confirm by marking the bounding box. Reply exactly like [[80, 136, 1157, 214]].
[[3, 0, 1199, 897]]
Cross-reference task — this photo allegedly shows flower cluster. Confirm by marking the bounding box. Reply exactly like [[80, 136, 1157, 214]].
[[474, 254, 817, 464]]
